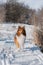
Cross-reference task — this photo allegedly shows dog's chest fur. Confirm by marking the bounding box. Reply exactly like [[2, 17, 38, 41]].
[[16, 34, 25, 46]]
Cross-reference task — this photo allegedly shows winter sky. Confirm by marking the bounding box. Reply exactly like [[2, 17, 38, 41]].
[[0, 0, 43, 10]]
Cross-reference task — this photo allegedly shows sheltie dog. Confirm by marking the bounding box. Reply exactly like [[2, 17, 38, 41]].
[[14, 26, 26, 51]]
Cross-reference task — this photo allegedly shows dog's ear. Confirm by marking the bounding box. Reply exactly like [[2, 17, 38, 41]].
[[17, 26, 21, 31], [22, 26, 26, 36], [23, 26, 25, 29], [16, 26, 21, 36], [18, 26, 21, 29]]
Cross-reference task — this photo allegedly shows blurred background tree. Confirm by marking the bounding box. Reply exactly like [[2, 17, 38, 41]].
[[5, 0, 35, 24]]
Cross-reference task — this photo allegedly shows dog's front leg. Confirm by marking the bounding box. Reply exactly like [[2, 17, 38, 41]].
[[14, 37, 20, 48]]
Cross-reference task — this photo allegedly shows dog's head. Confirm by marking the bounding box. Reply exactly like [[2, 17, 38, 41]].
[[16, 26, 26, 36]]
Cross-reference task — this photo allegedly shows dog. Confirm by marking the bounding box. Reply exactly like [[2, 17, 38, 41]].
[[14, 26, 26, 51]]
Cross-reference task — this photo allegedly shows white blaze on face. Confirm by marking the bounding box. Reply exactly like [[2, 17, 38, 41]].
[[16, 34, 26, 49]]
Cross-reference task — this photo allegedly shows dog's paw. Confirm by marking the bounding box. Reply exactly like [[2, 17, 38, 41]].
[[14, 48, 20, 52]]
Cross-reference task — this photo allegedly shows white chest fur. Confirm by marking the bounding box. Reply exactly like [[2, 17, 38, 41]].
[[16, 34, 26, 49]]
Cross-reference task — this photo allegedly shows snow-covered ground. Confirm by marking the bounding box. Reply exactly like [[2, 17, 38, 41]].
[[0, 23, 43, 65]]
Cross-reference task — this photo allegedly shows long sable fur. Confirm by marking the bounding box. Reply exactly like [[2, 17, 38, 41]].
[[16, 26, 26, 36]]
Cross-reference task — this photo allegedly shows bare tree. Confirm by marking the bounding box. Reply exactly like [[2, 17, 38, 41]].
[[5, 0, 35, 24], [33, 8, 43, 52]]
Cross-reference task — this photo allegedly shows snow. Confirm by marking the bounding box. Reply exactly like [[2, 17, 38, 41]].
[[0, 23, 43, 65]]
